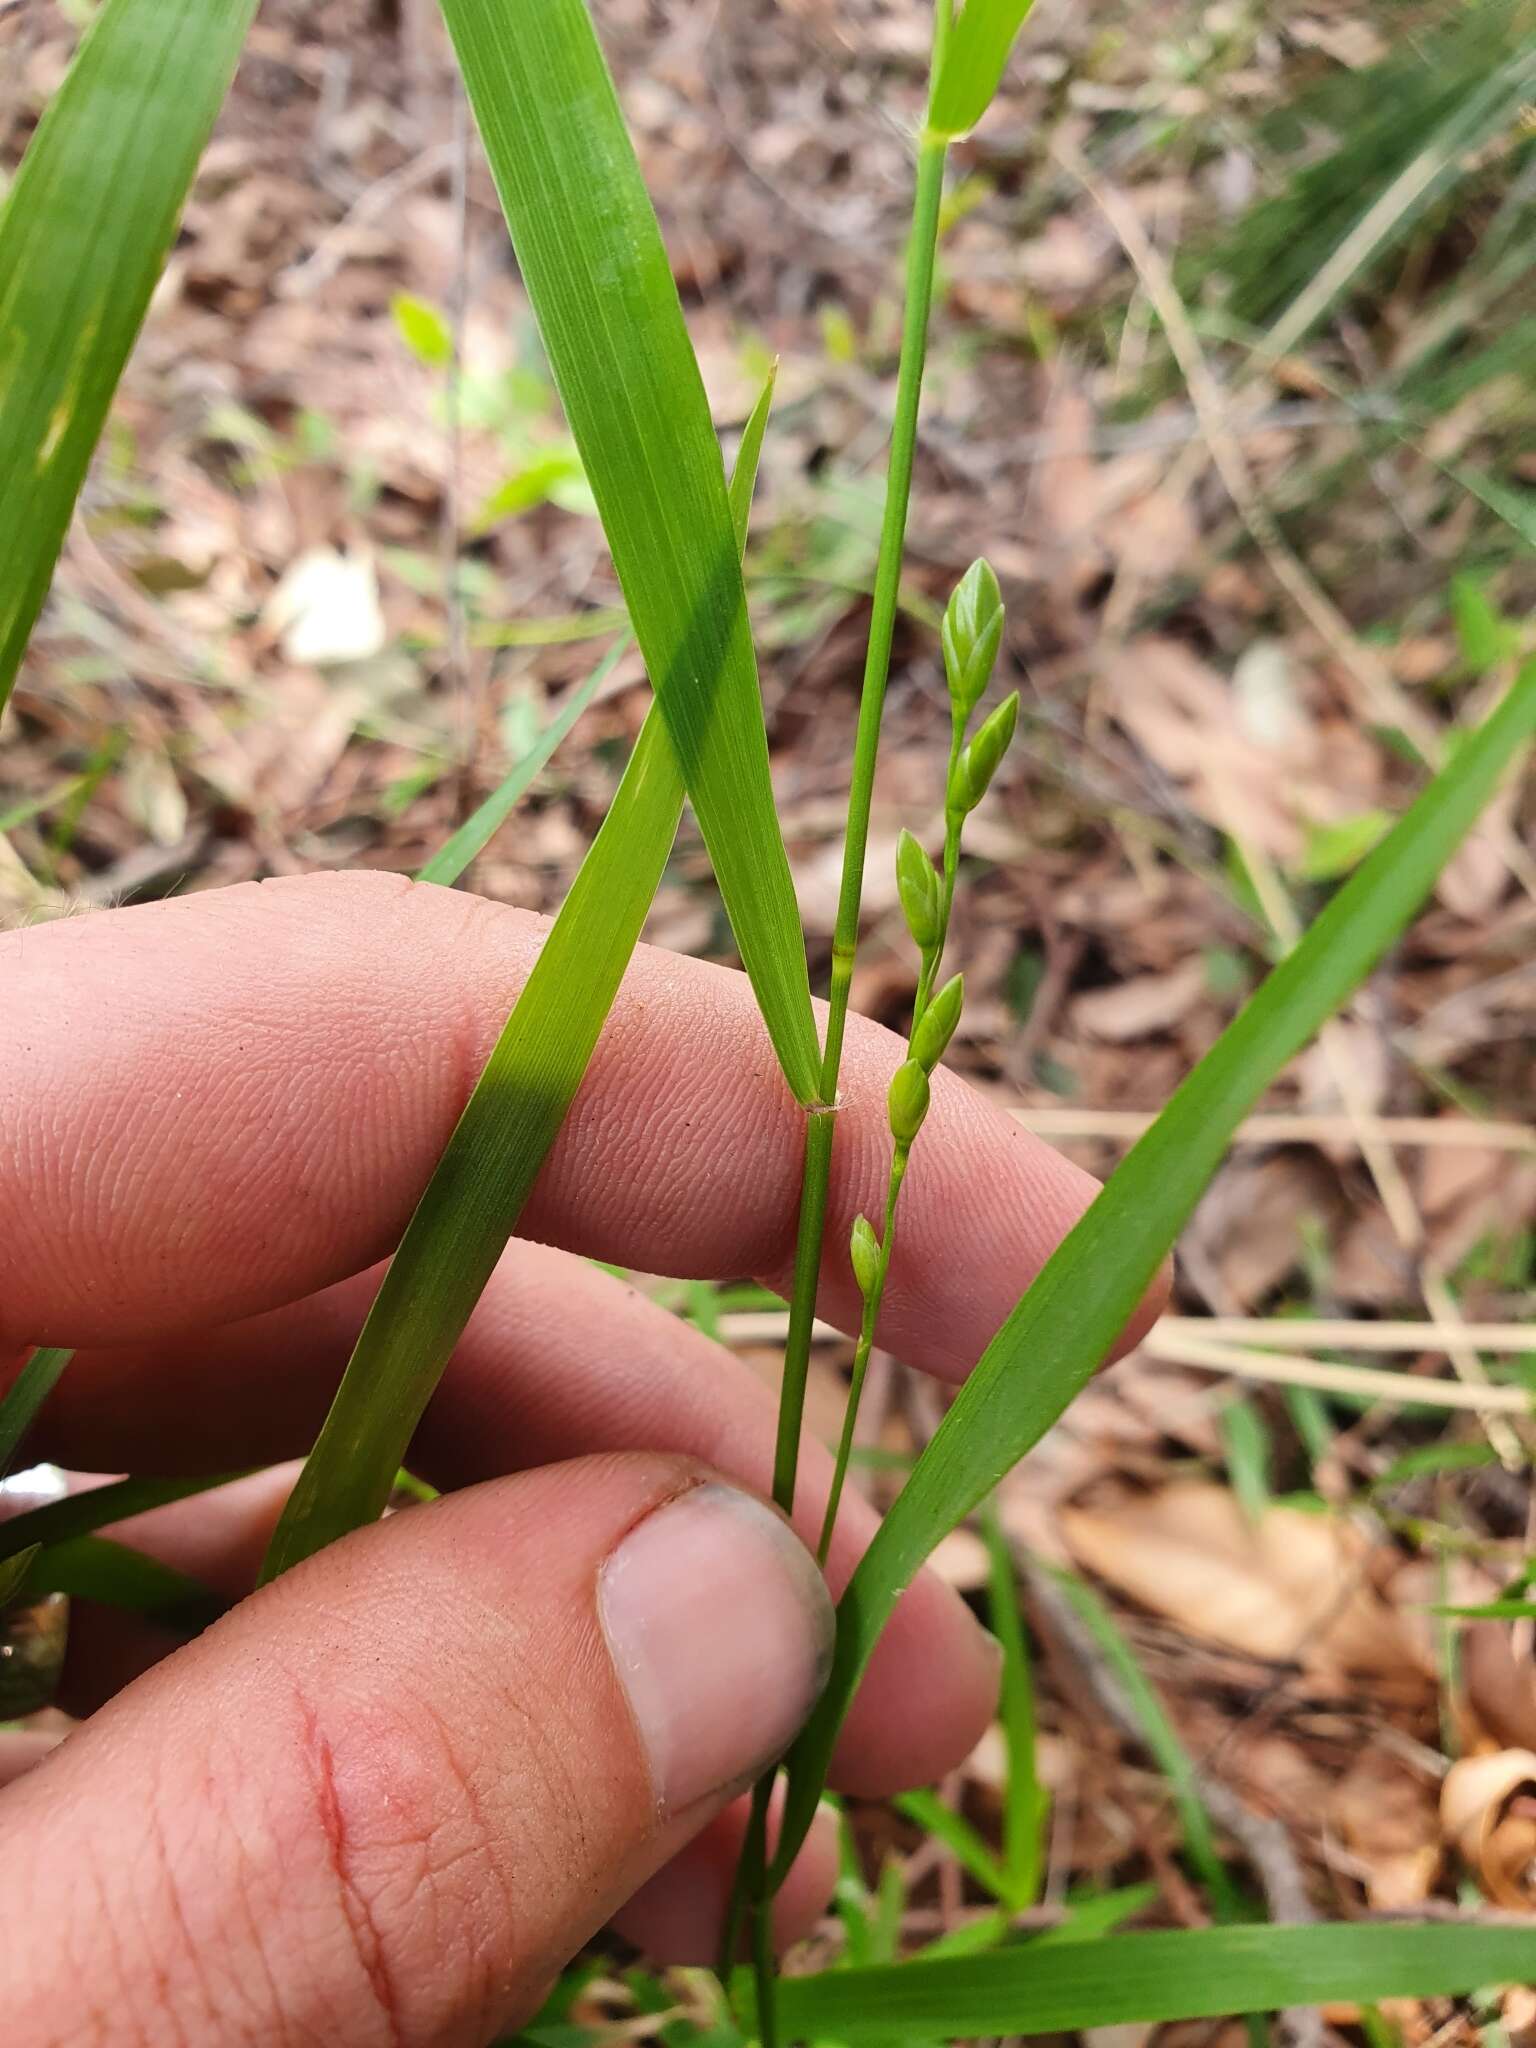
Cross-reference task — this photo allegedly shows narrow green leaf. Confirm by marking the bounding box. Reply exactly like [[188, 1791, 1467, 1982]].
[[928, 0, 1039, 139], [0, 1469, 252, 1566], [17, 1534, 223, 1632], [437, 0, 819, 1105], [416, 639, 627, 888], [0, 1347, 72, 1477], [981, 1504, 1046, 1906], [774, 660, 1536, 1873], [1049, 1566, 1239, 1918], [772, 1924, 1536, 2038], [1433, 1598, 1536, 1621], [265, 721, 684, 1579], [262, 377, 776, 1580], [893, 1788, 1012, 1903], [0, 0, 258, 718], [0, 1544, 42, 1610]]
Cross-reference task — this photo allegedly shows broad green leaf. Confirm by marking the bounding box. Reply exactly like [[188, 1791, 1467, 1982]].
[[0, 1469, 251, 1565], [0, 1347, 72, 1477], [773, 659, 1536, 1874], [771, 1924, 1536, 2038], [16, 1533, 222, 1631], [416, 637, 628, 887], [437, 0, 819, 1105], [262, 375, 776, 1579], [928, 1, 1039, 139], [0, 0, 258, 718]]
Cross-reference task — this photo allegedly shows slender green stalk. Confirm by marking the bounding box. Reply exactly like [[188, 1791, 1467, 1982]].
[[815, 583, 1003, 1564], [817, 1146, 907, 1564], [771, 4, 952, 1530], [747, 23, 954, 2029]]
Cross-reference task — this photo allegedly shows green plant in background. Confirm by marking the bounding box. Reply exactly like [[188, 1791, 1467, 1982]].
[[4, 0, 1536, 2040]]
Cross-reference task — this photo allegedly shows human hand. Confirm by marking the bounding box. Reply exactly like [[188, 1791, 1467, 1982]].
[[1, 872, 1159, 2046]]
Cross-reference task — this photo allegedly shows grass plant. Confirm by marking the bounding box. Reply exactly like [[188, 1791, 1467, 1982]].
[[3, 0, 1535, 2038]]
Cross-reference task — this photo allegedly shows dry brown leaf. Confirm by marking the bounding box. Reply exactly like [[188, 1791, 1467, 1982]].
[[1435, 779, 1516, 919], [1072, 959, 1206, 1042], [1462, 1622, 1536, 1754], [1108, 637, 1314, 861], [1330, 1749, 1442, 1908], [1060, 1482, 1422, 1678], [1440, 1749, 1536, 1908], [1183, 1153, 1348, 1309]]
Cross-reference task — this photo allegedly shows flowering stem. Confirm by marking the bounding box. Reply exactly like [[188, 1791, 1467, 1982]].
[[770, 40, 951, 1533], [817, 1144, 909, 1565]]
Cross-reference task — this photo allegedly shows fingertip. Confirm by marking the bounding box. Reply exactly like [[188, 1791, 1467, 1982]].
[[830, 1565, 1001, 1796], [610, 1796, 839, 1963]]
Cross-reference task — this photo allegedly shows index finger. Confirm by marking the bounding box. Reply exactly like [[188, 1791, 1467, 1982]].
[[1, 871, 1157, 1369]]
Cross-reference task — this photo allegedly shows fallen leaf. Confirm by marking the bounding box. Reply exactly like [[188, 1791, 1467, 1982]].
[[1108, 638, 1314, 861], [1073, 959, 1206, 1041], [1462, 1621, 1536, 1753], [265, 547, 386, 667], [1330, 1749, 1442, 1908], [1060, 1482, 1422, 1678], [1440, 1749, 1536, 1908]]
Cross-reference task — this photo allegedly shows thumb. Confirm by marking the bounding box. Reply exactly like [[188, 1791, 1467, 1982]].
[[3, 1454, 833, 2047]]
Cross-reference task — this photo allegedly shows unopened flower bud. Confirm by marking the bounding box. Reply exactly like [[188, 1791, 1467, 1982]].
[[849, 1213, 880, 1299], [951, 690, 1019, 814], [896, 827, 942, 951], [911, 971, 964, 1072], [887, 1057, 931, 1147], [942, 559, 1004, 720]]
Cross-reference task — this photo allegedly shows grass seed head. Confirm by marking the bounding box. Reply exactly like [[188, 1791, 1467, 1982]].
[[896, 826, 943, 950], [911, 971, 965, 1072], [887, 1057, 932, 1147]]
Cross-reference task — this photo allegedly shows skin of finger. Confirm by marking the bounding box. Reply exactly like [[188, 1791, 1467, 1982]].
[[0, 1729, 65, 1788], [37, 1242, 1000, 1794], [2, 1453, 815, 2047], [0, 870, 1127, 1371], [615, 1793, 841, 1964], [56, 1458, 838, 1967]]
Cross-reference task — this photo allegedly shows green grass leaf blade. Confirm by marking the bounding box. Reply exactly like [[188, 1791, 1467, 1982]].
[[772, 1924, 1536, 2038], [0, 1544, 42, 1609], [0, 1470, 252, 1565], [774, 658, 1536, 1875], [1048, 1565, 1239, 1919], [929, 1, 1038, 138], [0, 0, 258, 719], [893, 1789, 1012, 1904], [437, 0, 819, 1105], [16, 1533, 223, 1631], [0, 1347, 73, 1477], [416, 638, 628, 888], [981, 1505, 1047, 1907], [261, 378, 776, 1581], [263, 713, 685, 1578]]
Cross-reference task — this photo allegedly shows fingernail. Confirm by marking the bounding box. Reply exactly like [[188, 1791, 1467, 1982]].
[[599, 1483, 835, 1815]]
